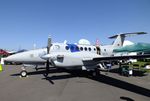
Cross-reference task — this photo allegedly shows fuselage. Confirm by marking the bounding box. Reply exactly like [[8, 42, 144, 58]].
[[4, 43, 115, 69]]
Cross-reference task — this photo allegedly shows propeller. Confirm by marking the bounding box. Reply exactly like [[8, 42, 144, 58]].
[[44, 36, 52, 77]]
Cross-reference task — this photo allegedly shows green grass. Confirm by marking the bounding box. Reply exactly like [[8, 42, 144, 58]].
[[130, 61, 150, 73]]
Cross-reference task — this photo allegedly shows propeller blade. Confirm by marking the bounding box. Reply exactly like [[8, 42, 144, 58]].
[[45, 60, 49, 76], [47, 36, 52, 54], [45, 35, 52, 77]]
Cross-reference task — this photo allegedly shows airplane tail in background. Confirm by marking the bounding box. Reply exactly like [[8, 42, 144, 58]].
[[95, 39, 100, 46], [109, 32, 147, 47]]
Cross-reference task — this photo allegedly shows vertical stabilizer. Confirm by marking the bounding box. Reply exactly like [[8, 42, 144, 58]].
[[109, 32, 147, 47], [112, 34, 125, 47]]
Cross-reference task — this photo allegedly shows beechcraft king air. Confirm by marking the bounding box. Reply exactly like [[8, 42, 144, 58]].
[[3, 32, 150, 77]]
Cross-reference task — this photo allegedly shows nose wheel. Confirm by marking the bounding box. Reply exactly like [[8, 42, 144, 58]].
[[20, 66, 28, 77], [20, 70, 28, 77]]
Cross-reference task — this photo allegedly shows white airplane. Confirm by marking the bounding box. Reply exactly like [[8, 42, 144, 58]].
[[3, 32, 149, 77]]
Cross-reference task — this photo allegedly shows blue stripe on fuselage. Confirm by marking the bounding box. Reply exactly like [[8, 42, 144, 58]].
[[67, 44, 80, 52]]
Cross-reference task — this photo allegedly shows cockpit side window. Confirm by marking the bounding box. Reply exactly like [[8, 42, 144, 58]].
[[65, 46, 69, 50], [66, 44, 80, 52]]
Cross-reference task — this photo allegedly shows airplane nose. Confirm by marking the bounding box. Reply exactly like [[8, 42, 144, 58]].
[[4, 54, 21, 62], [4, 55, 15, 62], [2, 56, 13, 65]]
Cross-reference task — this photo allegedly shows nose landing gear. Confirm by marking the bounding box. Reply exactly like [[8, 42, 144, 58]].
[[20, 66, 28, 77], [20, 70, 28, 77]]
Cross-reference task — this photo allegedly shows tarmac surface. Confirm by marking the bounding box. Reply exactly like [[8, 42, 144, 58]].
[[0, 65, 150, 101]]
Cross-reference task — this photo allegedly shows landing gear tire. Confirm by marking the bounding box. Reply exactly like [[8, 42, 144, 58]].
[[92, 68, 100, 77], [92, 72, 97, 77], [35, 66, 38, 71], [20, 70, 27, 77], [43, 73, 48, 77]]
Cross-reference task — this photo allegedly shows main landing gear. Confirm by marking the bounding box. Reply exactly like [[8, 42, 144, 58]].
[[91, 68, 101, 77]]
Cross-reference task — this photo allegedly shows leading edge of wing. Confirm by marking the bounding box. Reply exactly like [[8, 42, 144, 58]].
[[93, 54, 150, 62]]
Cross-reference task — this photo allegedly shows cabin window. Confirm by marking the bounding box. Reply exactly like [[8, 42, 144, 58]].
[[84, 47, 87, 51], [104, 49, 106, 51], [88, 47, 91, 51], [65, 46, 69, 50], [80, 47, 83, 51]]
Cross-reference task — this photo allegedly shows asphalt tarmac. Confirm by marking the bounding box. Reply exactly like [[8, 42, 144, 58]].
[[0, 65, 150, 101]]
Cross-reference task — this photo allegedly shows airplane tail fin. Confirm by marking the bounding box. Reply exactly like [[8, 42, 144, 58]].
[[109, 32, 147, 47]]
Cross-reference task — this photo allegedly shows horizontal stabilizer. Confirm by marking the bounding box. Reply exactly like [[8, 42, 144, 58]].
[[109, 32, 147, 39]]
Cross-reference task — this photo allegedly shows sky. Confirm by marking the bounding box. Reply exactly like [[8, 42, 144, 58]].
[[0, 0, 150, 50]]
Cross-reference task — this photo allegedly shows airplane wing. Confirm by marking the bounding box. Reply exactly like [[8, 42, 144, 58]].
[[92, 54, 150, 62]]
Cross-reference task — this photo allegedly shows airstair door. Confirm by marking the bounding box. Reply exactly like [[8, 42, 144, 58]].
[[96, 46, 101, 55]]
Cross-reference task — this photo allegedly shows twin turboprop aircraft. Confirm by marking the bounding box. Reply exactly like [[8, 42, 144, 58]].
[[3, 32, 150, 77]]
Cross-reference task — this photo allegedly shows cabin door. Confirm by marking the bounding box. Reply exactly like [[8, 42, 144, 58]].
[[96, 46, 101, 55]]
